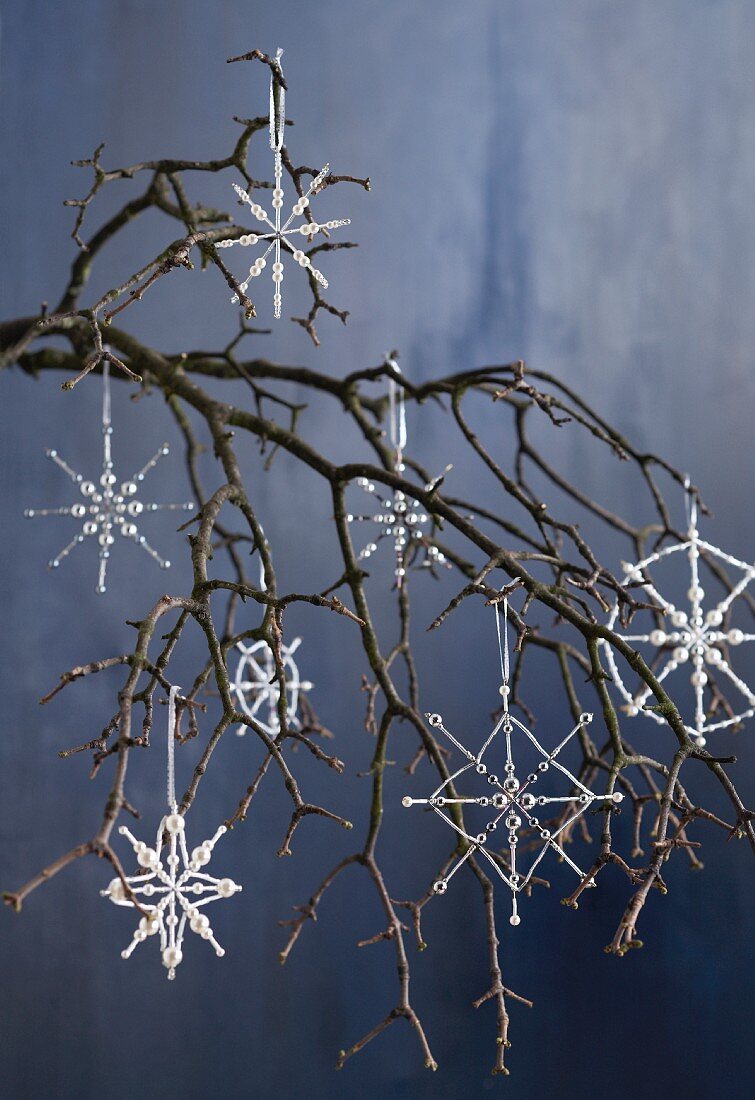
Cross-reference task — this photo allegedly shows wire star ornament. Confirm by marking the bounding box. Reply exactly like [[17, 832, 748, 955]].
[[603, 489, 754, 746], [217, 49, 350, 318], [404, 709, 621, 925], [229, 636, 313, 736], [347, 361, 449, 586], [24, 361, 194, 593], [402, 600, 622, 924], [101, 688, 242, 978]]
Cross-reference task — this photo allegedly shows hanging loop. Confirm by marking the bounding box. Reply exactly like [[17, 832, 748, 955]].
[[256, 522, 267, 591], [386, 356, 407, 467], [102, 356, 111, 429], [269, 48, 286, 152], [683, 474, 698, 532], [495, 595, 511, 713], [167, 684, 181, 812]]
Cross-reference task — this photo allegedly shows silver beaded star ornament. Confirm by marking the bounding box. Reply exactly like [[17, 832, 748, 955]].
[[228, 542, 313, 736], [101, 686, 242, 979], [217, 48, 351, 318], [24, 360, 194, 593], [603, 485, 754, 747], [403, 598, 622, 925], [347, 360, 449, 587]]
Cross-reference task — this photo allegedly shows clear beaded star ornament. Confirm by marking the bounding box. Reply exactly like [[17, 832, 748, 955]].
[[217, 48, 351, 318], [24, 361, 194, 593]]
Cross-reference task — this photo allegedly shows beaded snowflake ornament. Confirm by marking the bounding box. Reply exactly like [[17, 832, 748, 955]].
[[229, 636, 313, 737], [226, 539, 313, 737], [403, 599, 622, 925], [603, 486, 754, 746], [347, 360, 449, 586], [24, 360, 194, 593], [217, 48, 351, 317], [101, 687, 242, 978]]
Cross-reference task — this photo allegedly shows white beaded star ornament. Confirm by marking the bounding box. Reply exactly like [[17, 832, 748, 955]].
[[217, 48, 351, 318], [603, 485, 754, 746], [403, 598, 622, 925], [228, 541, 313, 736], [24, 360, 194, 593], [347, 359, 449, 587], [101, 686, 242, 978], [230, 636, 313, 736]]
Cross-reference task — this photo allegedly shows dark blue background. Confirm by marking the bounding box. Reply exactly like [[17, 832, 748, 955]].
[[1, 3, 753, 1097]]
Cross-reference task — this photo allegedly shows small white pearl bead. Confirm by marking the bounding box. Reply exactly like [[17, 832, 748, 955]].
[[728, 629, 744, 646], [162, 946, 182, 969], [217, 878, 237, 899], [192, 845, 211, 867], [650, 629, 667, 646], [140, 915, 159, 936], [165, 813, 184, 835], [190, 913, 210, 934], [137, 847, 158, 868], [688, 586, 704, 603], [509, 914, 521, 927], [672, 647, 688, 663], [106, 878, 126, 902]]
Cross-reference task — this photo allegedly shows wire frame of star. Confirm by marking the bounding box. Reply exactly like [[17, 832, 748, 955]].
[[24, 361, 194, 593], [603, 505, 754, 746], [229, 637, 313, 736], [216, 49, 351, 318], [403, 709, 622, 925]]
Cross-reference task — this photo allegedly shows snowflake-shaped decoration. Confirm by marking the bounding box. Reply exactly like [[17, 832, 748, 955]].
[[347, 475, 448, 585], [403, 708, 622, 925], [229, 637, 313, 736], [24, 368, 194, 593], [603, 521, 754, 746], [101, 813, 241, 979], [217, 167, 350, 318]]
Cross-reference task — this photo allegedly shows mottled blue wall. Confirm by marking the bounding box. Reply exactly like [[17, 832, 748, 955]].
[[1, 2, 753, 1098]]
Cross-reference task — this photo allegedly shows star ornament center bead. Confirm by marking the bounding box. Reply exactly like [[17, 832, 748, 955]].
[[101, 813, 242, 979], [403, 707, 622, 925]]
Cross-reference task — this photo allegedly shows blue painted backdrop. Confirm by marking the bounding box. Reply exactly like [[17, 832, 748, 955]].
[[1, 2, 753, 1098]]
